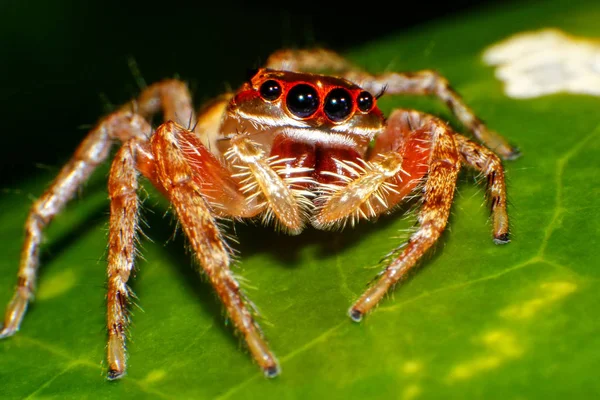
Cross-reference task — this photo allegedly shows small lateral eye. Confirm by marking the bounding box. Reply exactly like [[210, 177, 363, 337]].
[[259, 80, 282, 101], [357, 91, 374, 112], [324, 88, 353, 122], [286, 83, 319, 118]]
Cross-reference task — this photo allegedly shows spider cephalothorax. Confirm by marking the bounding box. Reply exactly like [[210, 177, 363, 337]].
[[0, 49, 516, 379]]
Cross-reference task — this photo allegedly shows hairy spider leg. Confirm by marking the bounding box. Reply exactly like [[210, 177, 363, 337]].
[[265, 49, 519, 160], [0, 112, 150, 339], [0, 79, 209, 380], [224, 135, 315, 234], [106, 139, 145, 379], [149, 122, 280, 377], [348, 110, 462, 321], [349, 70, 519, 161], [312, 110, 432, 229], [126, 79, 197, 128], [265, 48, 353, 73], [454, 134, 509, 243], [107, 91, 278, 378]]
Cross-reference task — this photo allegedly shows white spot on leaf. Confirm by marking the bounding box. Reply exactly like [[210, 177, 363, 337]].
[[483, 29, 600, 98]]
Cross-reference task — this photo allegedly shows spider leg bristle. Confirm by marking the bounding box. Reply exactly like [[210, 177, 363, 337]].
[[231, 272, 255, 290], [381, 181, 400, 195], [284, 177, 316, 187], [319, 171, 353, 183], [373, 192, 389, 209], [260, 207, 275, 225], [135, 203, 153, 243], [333, 158, 365, 177], [245, 191, 264, 202], [232, 166, 252, 174], [365, 199, 377, 218], [268, 156, 296, 166], [126, 56, 147, 90], [347, 158, 370, 171], [357, 207, 368, 221], [249, 119, 260, 131], [239, 181, 260, 194], [374, 83, 388, 99]]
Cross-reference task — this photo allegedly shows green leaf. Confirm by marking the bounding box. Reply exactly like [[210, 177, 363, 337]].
[[2, 1, 600, 398]]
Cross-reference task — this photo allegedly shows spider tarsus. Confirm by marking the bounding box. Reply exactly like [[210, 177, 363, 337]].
[[503, 146, 521, 160], [493, 233, 510, 245], [0, 327, 16, 339], [106, 369, 126, 381], [263, 364, 281, 378], [0, 328, 14, 339], [348, 308, 363, 322], [0, 294, 28, 339]]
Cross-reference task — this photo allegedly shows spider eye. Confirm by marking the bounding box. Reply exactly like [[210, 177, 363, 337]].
[[286, 84, 319, 118], [324, 88, 353, 122], [357, 91, 374, 112], [259, 80, 282, 101]]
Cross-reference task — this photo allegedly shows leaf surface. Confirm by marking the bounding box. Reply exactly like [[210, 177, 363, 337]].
[[1, 1, 599, 398]]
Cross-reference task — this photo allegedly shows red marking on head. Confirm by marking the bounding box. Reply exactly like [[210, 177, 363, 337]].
[[240, 69, 383, 126], [232, 82, 261, 105]]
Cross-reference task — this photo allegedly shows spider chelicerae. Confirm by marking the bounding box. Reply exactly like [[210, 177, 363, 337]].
[[0, 49, 517, 379]]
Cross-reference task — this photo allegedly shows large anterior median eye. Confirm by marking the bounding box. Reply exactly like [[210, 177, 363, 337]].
[[324, 88, 353, 122], [286, 84, 319, 118]]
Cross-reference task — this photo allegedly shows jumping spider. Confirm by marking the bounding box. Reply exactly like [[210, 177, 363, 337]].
[[0, 49, 517, 379]]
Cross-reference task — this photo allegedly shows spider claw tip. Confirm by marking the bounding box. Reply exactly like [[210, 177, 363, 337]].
[[503, 147, 521, 160], [493, 233, 510, 245], [107, 369, 126, 381], [263, 364, 281, 378], [349, 308, 363, 322], [0, 324, 19, 339]]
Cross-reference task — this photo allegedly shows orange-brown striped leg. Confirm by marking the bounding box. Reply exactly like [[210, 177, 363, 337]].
[[151, 122, 280, 377], [312, 152, 405, 229], [265, 48, 353, 73], [123, 79, 196, 128], [345, 69, 520, 161], [106, 140, 145, 380], [455, 134, 510, 244], [0, 113, 150, 339], [225, 135, 313, 234], [2, 74, 196, 340], [313, 110, 441, 229], [349, 120, 462, 321]]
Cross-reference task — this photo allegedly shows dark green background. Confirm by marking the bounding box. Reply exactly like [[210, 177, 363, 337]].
[[0, 0, 514, 185]]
